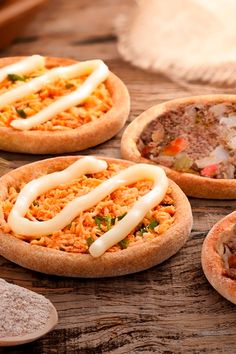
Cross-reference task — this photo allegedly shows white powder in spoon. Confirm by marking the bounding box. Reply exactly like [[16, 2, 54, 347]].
[[0, 278, 54, 338]]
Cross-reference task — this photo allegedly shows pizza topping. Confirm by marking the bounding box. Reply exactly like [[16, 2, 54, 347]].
[[195, 146, 229, 169], [7, 73, 26, 82], [209, 103, 226, 117], [220, 116, 236, 128], [0, 55, 45, 83], [172, 154, 193, 172], [200, 164, 219, 178], [228, 253, 236, 268], [229, 136, 236, 149], [1, 165, 174, 255], [86, 236, 94, 247], [6, 157, 169, 257], [161, 137, 188, 156], [16, 108, 27, 118], [119, 239, 129, 249], [0, 57, 112, 131], [218, 224, 236, 279], [138, 102, 236, 179], [2, 60, 109, 130]]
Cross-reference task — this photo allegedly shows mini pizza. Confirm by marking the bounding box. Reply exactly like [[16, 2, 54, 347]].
[[202, 211, 236, 304], [0, 55, 130, 154], [0, 156, 192, 277], [121, 95, 236, 199]]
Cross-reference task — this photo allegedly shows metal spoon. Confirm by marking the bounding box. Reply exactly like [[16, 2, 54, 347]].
[[0, 302, 58, 346]]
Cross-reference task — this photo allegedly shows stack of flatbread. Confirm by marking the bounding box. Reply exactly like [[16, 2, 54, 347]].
[[116, 0, 236, 87]]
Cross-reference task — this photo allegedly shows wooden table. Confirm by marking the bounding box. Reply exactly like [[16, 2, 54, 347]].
[[0, 1, 236, 353]]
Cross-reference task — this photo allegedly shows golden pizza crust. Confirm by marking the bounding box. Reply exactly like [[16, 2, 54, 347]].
[[202, 211, 236, 304], [0, 156, 192, 277], [0, 56, 130, 154], [121, 94, 236, 199]]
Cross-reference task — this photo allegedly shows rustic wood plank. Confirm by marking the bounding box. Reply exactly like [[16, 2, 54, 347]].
[[0, 1, 236, 353]]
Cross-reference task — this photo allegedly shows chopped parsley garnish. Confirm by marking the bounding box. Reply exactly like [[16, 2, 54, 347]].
[[86, 236, 94, 247], [8, 73, 26, 82], [67, 222, 72, 229], [111, 213, 127, 225], [137, 225, 148, 236], [136, 220, 159, 236], [95, 213, 127, 231], [149, 220, 159, 230], [119, 239, 129, 249], [117, 213, 127, 221], [95, 216, 103, 229], [16, 108, 27, 118], [104, 216, 112, 231]]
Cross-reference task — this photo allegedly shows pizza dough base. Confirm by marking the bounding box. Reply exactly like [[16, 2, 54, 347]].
[[0, 156, 193, 277], [0, 57, 130, 154], [121, 94, 236, 199], [202, 211, 236, 304]]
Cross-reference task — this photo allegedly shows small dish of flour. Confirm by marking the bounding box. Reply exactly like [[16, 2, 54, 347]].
[[0, 278, 58, 346]]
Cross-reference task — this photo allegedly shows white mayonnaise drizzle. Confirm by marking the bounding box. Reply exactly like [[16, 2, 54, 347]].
[[0, 55, 45, 84], [7, 157, 168, 257], [0, 57, 109, 130]]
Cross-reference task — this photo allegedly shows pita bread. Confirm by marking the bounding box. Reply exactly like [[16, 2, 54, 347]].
[[0, 56, 130, 154], [121, 94, 236, 199], [202, 211, 236, 304], [116, 0, 236, 87], [0, 156, 192, 277]]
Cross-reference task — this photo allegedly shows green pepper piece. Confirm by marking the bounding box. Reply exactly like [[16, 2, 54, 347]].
[[8, 73, 26, 82], [86, 236, 94, 247], [16, 108, 27, 118], [119, 239, 129, 249], [149, 220, 159, 230]]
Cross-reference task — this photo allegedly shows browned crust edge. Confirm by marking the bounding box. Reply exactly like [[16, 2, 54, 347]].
[[0, 156, 193, 277], [201, 211, 236, 304], [120, 95, 236, 199], [0, 56, 130, 154]]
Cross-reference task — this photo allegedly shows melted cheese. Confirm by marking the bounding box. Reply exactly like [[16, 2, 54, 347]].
[[0, 57, 109, 130], [0, 55, 45, 84], [7, 157, 168, 257]]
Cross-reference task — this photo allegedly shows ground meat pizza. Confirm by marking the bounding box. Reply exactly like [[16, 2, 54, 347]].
[[121, 95, 236, 199], [202, 212, 236, 304]]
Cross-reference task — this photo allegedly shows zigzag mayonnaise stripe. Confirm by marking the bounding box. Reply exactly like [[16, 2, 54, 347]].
[[0, 55, 45, 84], [0, 58, 109, 130], [7, 157, 168, 257]]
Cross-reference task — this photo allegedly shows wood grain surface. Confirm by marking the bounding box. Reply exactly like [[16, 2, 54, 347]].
[[0, 1, 236, 353]]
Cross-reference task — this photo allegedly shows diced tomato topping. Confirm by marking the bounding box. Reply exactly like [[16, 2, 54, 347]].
[[228, 253, 236, 268], [162, 137, 188, 156], [200, 164, 218, 177], [48, 87, 61, 97], [39, 90, 48, 99]]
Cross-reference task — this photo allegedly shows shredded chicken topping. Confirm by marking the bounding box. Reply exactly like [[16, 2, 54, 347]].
[[0, 163, 175, 253]]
